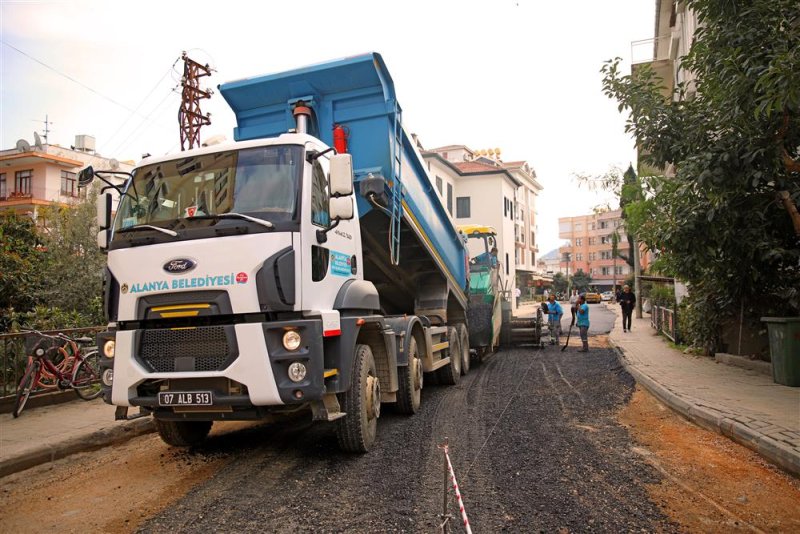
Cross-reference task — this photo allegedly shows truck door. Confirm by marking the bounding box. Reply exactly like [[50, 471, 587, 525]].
[[300, 146, 360, 312]]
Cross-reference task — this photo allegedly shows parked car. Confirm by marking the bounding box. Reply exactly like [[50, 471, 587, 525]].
[[601, 291, 613, 302], [585, 292, 602, 304]]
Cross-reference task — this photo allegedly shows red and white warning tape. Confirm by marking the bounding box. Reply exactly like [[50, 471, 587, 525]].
[[441, 444, 472, 534]]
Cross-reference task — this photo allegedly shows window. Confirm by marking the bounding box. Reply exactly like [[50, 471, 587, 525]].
[[600, 236, 609, 244], [61, 171, 77, 197], [601, 267, 610, 276], [435, 176, 443, 195], [530, 231, 535, 246], [446, 183, 453, 215], [515, 249, 520, 264], [615, 266, 625, 275], [589, 223, 595, 230], [599, 221, 608, 229], [505, 253, 509, 275], [588, 237, 596, 245], [310, 159, 330, 227], [588, 252, 596, 261], [0, 173, 6, 198], [575, 223, 582, 231], [575, 253, 583, 261], [530, 250, 535, 265], [456, 196, 470, 218], [15, 170, 32, 195], [575, 238, 582, 246]]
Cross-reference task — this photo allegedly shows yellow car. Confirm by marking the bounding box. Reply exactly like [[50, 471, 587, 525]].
[[585, 292, 602, 304]]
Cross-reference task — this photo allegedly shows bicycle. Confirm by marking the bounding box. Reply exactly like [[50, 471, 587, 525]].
[[12, 331, 102, 418]]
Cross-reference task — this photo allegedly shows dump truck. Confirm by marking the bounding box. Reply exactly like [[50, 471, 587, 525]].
[[82, 53, 472, 452]]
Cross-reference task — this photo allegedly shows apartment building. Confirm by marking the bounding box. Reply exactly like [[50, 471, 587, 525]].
[[558, 209, 650, 291], [0, 134, 131, 219], [421, 144, 543, 307]]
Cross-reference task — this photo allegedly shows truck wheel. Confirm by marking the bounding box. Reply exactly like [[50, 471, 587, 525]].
[[154, 419, 212, 447], [457, 323, 470, 375], [396, 336, 422, 414], [437, 327, 461, 385], [337, 344, 380, 453]]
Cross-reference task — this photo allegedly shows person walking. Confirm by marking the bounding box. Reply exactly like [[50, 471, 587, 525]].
[[546, 293, 563, 345], [515, 286, 521, 307], [576, 294, 590, 352], [619, 284, 636, 333]]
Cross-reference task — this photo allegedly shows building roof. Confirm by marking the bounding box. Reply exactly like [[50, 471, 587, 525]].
[[0, 151, 83, 168], [454, 161, 502, 173], [428, 144, 472, 152]]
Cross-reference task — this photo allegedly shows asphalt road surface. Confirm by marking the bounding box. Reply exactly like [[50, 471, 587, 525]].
[[139, 319, 679, 532]]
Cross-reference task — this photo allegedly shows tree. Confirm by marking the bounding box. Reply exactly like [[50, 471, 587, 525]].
[[0, 213, 45, 330], [552, 272, 568, 295], [601, 0, 800, 352], [570, 269, 592, 293], [36, 190, 105, 325]]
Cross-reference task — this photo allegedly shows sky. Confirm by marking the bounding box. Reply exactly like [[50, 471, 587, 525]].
[[0, 0, 653, 255]]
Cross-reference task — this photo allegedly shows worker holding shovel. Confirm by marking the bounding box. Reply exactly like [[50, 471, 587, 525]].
[[546, 294, 563, 345]]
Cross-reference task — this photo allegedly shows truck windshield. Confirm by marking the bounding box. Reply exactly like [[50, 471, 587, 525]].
[[113, 145, 302, 232]]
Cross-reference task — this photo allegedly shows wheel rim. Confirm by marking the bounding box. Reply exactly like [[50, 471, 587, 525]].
[[366, 374, 380, 420]]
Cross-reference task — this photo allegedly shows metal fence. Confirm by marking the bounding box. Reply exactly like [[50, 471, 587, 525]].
[[650, 305, 679, 343], [0, 327, 102, 400]]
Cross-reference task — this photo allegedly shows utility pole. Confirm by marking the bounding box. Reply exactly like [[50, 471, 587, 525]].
[[634, 239, 643, 318], [179, 52, 212, 151]]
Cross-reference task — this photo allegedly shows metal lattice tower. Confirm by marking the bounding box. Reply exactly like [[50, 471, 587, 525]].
[[179, 52, 212, 151]]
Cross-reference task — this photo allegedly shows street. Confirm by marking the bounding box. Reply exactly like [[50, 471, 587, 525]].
[[2, 305, 798, 533]]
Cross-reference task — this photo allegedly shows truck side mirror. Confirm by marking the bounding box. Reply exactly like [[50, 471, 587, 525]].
[[97, 192, 112, 230], [329, 154, 353, 196], [78, 166, 95, 187], [97, 229, 108, 250], [329, 196, 354, 221]]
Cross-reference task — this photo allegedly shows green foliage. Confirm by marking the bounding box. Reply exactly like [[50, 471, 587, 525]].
[[570, 269, 592, 293], [648, 285, 676, 308], [1, 189, 106, 332], [0, 213, 45, 330], [552, 272, 568, 295], [36, 189, 106, 326], [602, 0, 800, 348]]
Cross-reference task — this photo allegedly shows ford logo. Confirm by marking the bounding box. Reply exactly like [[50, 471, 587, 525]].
[[163, 258, 197, 274]]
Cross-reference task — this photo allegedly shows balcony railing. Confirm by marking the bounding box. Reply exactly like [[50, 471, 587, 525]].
[[631, 35, 672, 65]]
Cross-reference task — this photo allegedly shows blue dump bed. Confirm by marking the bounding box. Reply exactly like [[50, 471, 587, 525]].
[[219, 53, 468, 315]]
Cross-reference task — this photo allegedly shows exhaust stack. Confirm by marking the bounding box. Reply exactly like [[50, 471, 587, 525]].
[[293, 102, 311, 134]]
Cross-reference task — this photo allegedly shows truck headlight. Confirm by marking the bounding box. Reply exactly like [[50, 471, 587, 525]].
[[103, 339, 116, 358], [288, 362, 307, 382], [101, 368, 114, 387], [282, 330, 301, 351]]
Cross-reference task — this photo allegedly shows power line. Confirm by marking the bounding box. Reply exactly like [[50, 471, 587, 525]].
[[111, 88, 180, 156], [104, 61, 179, 150], [1, 39, 138, 114]]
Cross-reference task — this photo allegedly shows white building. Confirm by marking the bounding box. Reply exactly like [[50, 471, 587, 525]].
[[421, 143, 543, 307]]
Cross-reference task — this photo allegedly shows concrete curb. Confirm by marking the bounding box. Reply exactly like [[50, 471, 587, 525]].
[[613, 344, 800, 478], [0, 416, 156, 479]]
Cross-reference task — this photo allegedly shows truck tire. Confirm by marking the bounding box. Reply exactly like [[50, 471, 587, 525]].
[[154, 419, 212, 447], [336, 344, 380, 453], [456, 323, 470, 375], [396, 336, 422, 414], [437, 327, 461, 385]]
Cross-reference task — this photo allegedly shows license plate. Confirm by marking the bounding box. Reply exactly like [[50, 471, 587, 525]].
[[158, 391, 213, 406]]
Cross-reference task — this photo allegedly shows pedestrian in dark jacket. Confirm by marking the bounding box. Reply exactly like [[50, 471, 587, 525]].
[[619, 284, 636, 332]]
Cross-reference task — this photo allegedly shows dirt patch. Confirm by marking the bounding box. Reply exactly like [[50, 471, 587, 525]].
[[619, 387, 800, 532], [0, 421, 255, 533]]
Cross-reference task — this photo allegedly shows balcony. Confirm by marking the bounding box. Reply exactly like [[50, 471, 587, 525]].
[[631, 36, 674, 97]]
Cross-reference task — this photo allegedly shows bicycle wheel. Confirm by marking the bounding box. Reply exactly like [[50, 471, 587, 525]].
[[72, 350, 102, 400], [13, 359, 41, 418]]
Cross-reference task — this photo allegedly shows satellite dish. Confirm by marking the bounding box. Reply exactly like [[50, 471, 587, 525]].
[[109, 158, 120, 170], [16, 139, 31, 152], [33, 132, 43, 150]]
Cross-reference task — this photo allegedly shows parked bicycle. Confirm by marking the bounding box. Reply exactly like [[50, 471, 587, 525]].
[[12, 331, 102, 418]]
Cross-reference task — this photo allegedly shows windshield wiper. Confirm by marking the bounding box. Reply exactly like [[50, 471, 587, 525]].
[[188, 213, 274, 229], [117, 224, 178, 237]]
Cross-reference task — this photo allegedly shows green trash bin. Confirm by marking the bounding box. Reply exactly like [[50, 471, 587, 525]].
[[761, 317, 800, 387]]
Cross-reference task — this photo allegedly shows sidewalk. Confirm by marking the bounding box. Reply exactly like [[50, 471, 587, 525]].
[[0, 398, 154, 478], [609, 304, 800, 476]]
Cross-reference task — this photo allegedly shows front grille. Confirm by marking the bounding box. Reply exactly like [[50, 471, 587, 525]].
[[137, 326, 235, 373]]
